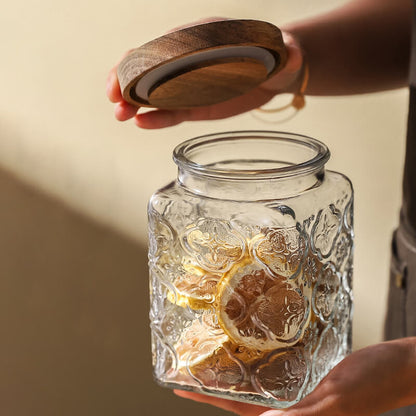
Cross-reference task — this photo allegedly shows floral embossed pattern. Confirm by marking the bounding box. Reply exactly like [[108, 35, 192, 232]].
[[253, 227, 307, 278], [182, 218, 245, 273], [313, 263, 341, 323], [253, 348, 309, 402], [216, 261, 309, 350], [312, 205, 342, 259], [148, 210, 176, 260], [147, 132, 353, 408], [149, 196, 353, 408]]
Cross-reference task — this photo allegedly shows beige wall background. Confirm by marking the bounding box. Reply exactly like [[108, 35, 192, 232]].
[[0, 0, 408, 415]]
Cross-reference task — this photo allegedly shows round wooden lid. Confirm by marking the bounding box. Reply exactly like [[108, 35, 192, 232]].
[[117, 20, 287, 109]]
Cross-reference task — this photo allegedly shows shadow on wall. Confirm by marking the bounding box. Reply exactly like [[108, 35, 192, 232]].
[[0, 167, 231, 416]]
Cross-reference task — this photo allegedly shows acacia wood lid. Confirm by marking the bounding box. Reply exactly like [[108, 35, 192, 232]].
[[117, 19, 287, 109]]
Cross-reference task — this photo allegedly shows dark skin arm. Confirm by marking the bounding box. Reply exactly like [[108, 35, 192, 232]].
[[287, 0, 412, 95]]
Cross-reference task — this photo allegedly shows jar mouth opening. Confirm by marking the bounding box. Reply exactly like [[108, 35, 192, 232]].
[[173, 131, 330, 180]]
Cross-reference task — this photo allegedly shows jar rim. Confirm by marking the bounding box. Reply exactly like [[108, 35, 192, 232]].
[[173, 131, 330, 180]]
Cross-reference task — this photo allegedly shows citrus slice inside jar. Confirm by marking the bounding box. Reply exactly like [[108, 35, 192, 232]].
[[167, 262, 221, 310], [216, 258, 309, 351], [174, 314, 229, 370], [173, 312, 265, 390]]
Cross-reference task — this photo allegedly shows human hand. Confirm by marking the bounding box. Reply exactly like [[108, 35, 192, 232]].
[[106, 20, 303, 129], [174, 338, 416, 416]]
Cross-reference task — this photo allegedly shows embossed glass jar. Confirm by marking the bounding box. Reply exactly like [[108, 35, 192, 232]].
[[148, 131, 353, 408]]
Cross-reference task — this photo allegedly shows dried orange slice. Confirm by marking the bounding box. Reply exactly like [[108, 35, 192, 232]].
[[216, 258, 309, 351], [173, 312, 266, 390], [174, 315, 229, 370], [172, 310, 268, 390], [188, 341, 265, 391], [167, 262, 221, 310]]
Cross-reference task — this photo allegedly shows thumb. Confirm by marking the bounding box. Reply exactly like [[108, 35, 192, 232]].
[[259, 31, 304, 94]]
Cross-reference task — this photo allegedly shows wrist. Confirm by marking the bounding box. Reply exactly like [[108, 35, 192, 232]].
[[259, 31, 304, 95], [282, 31, 307, 94]]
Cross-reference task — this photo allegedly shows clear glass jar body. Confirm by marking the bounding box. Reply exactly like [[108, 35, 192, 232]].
[[148, 131, 353, 408]]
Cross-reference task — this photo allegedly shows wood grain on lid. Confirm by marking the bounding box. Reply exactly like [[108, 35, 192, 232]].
[[117, 20, 287, 109]]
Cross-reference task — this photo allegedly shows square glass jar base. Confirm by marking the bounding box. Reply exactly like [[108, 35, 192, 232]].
[[156, 376, 310, 410], [153, 336, 349, 410]]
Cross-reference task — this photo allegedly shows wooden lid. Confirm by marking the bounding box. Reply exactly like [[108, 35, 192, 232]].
[[117, 19, 287, 109]]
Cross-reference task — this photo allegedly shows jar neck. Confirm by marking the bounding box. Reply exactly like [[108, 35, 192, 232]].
[[177, 167, 325, 200], [173, 131, 330, 200]]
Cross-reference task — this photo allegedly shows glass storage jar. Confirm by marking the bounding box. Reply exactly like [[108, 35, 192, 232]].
[[148, 131, 353, 408]]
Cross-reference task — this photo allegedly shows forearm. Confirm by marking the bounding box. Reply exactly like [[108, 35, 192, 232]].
[[330, 337, 416, 414], [388, 337, 416, 410], [284, 0, 412, 95]]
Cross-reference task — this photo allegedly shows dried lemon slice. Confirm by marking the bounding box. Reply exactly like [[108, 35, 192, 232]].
[[174, 316, 229, 370], [173, 313, 265, 390], [216, 257, 310, 351], [188, 340, 265, 391], [167, 262, 221, 310]]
